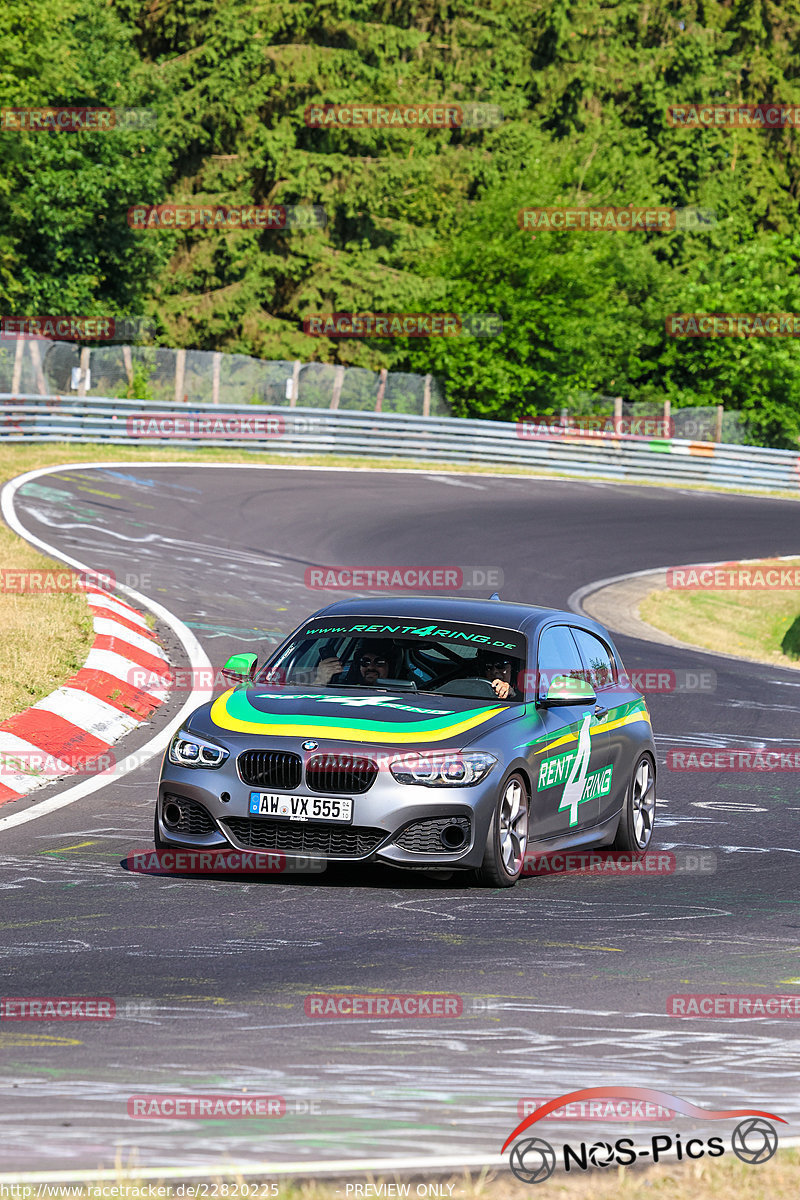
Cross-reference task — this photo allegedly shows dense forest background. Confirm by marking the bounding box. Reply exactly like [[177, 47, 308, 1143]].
[[3, 0, 800, 444]]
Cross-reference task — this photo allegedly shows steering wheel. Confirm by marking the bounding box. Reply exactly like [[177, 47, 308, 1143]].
[[434, 676, 499, 698]]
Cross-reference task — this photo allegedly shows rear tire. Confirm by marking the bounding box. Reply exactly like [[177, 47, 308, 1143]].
[[612, 752, 656, 852], [475, 771, 529, 888]]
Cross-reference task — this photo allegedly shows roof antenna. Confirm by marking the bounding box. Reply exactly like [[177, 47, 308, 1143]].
[[489, 592, 501, 601]]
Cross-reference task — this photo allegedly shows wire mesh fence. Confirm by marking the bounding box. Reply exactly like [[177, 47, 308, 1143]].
[[0, 336, 449, 417]]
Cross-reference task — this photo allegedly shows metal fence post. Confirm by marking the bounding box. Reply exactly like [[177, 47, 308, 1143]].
[[11, 338, 24, 393], [375, 367, 387, 413], [212, 352, 221, 404], [29, 340, 46, 395], [330, 364, 344, 410], [78, 346, 91, 397], [122, 346, 134, 392], [175, 348, 186, 403]]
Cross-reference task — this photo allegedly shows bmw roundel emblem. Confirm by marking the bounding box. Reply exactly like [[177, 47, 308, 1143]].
[[302, 740, 318, 751]]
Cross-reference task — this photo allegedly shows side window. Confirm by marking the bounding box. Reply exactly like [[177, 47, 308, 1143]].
[[536, 625, 585, 698], [572, 628, 616, 691]]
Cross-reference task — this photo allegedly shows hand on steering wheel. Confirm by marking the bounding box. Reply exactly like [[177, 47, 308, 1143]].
[[314, 656, 342, 684]]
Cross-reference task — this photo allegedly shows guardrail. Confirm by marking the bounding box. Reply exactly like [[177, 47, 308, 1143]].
[[1, 393, 798, 494]]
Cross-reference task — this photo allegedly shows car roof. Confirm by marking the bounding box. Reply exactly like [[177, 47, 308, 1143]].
[[311, 596, 612, 640]]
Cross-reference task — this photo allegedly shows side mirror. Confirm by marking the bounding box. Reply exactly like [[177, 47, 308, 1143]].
[[221, 653, 257, 685], [540, 674, 596, 706]]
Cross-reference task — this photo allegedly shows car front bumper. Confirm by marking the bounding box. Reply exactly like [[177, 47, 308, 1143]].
[[156, 743, 502, 870]]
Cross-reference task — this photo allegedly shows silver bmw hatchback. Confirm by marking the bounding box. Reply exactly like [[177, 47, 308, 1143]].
[[155, 597, 656, 887]]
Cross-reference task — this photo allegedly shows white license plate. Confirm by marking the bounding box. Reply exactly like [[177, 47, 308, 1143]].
[[249, 793, 352, 823]]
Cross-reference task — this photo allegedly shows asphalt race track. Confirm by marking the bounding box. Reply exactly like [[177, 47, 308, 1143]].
[[1, 462, 799, 1176]]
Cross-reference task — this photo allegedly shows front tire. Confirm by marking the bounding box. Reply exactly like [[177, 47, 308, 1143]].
[[476, 771, 529, 887], [612, 752, 656, 852]]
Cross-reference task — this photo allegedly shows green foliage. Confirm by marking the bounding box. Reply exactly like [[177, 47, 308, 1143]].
[[113, 359, 156, 401], [782, 612, 800, 658], [0, 0, 172, 318], [6, 0, 800, 444]]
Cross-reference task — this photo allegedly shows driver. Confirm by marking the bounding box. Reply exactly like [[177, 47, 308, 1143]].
[[476, 650, 519, 700]]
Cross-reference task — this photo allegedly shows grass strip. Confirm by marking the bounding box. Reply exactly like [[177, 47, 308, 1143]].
[[639, 558, 800, 670]]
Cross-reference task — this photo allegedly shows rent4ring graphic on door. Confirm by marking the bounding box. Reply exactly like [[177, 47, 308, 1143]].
[[537, 713, 613, 827]]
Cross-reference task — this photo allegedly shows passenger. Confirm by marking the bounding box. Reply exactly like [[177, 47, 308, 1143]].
[[314, 639, 400, 686]]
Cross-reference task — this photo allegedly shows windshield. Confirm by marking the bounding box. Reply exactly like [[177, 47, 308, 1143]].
[[257, 617, 527, 702]]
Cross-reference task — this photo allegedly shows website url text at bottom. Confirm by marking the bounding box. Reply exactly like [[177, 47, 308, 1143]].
[[0, 1186, 280, 1198]]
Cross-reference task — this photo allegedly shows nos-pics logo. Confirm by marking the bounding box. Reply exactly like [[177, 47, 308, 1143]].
[[502, 1087, 784, 1184]]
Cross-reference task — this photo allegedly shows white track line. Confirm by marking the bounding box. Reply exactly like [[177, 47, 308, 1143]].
[[0, 463, 212, 831]]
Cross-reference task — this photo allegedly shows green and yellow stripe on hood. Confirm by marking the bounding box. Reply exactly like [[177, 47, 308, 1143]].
[[209, 688, 507, 743]]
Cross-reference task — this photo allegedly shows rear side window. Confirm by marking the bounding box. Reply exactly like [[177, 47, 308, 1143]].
[[572, 628, 616, 691], [536, 625, 585, 698]]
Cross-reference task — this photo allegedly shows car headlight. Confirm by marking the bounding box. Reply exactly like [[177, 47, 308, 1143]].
[[168, 730, 229, 769], [389, 751, 496, 787]]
